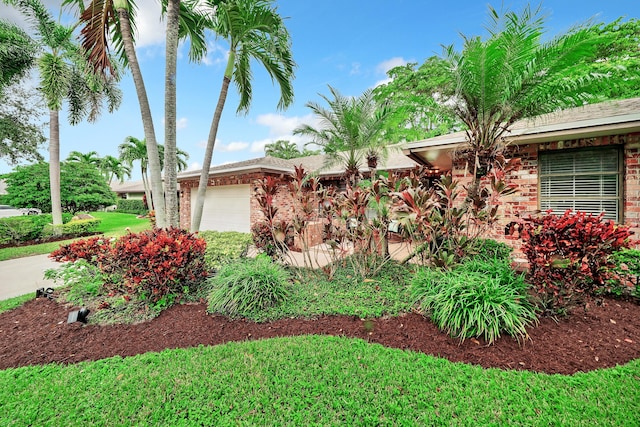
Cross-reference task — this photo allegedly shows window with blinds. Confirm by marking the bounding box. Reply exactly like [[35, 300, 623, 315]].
[[539, 147, 622, 222]]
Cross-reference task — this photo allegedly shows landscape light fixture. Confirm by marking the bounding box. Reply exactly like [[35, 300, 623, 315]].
[[36, 287, 55, 299], [67, 308, 90, 324]]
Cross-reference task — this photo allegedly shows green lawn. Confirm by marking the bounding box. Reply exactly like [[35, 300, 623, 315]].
[[1, 336, 638, 426], [0, 212, 150, 261]]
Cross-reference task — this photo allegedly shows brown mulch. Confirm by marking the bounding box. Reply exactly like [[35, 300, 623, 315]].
[[1, 297, 639, 375]]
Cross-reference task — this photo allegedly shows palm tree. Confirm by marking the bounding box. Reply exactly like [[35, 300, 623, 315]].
[[0, 20, 37, 89], [119, 136, 153, 209], [190, 0, 295, 232], [67, 0, 215, 228], [100, 155, 132, 185], [6, 0, 121, 234], [294, 85, 390, 185], [441, 4, 609, 207], [66, 150, 101, 166], [264, 139, 300, 159]]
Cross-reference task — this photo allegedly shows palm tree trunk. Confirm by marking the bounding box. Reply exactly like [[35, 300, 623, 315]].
[[116, 7, 167, 228], [191, 52, 235, 232], [141, 166, 152, 211], [163, 0, 180, 228], [49, 109, 63, 235]]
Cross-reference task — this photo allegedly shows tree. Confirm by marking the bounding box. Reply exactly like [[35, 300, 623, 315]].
[[264, 139, 318, 159], [0, 20, 45, 165], [66, 150, 101, 166], [191, 0, 295, 232], [0, 80, 46, 164], [119, 136, 190, 209], [2, 161, 116, 213], [100, 155, 131, 185], [372, 57, 460, 144], [4, 0, 122, 235], [68, 0, 216, 228], [119, 136, 153, 209], [439, 4, 612, 207], [0, 20, 37, 88], [294, 85, 390, 185]]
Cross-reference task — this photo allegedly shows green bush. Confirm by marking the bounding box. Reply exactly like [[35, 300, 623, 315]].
[[208, 255, 290, 318], [199, 230, 252, 270], [45, 259, 105, 306], [0, 213, 72, 244], [43, 218, 102, 237], [466, 238, 513, 262], [606, 248, 640, 297], [411, 259, 537, 344], [116, 199, 147, 215]]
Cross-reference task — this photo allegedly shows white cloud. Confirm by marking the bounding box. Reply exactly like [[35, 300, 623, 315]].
[[216, 141, 249, 152], [187, 161, 201, 171], [373, 77, 393, 88], [176, 117, 188, 130], [376, 57, 410, 75], [350, 62, 361, 75], [133, 0, 166, 47], [202, 40, 229, 66], [255, 113, 316, 136], [250, 139, 273, 153]]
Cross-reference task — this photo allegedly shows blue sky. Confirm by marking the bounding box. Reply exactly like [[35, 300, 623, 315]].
[[1, 0, 638, 179]]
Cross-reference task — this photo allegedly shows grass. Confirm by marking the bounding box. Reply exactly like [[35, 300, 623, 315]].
[[0, 293, 34, 314], [1, 335, 638, 426], [0, 212, 150, 261]]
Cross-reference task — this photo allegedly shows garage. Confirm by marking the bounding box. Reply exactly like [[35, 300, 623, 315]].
[[192, 184, 251, 232]]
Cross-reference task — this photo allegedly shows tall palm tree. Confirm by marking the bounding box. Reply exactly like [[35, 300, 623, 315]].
[[66, 0, 215, 228], [441, 4, 610, 207], [191, 0, 295, 232], [66, 150, 101, 166], [0, 20, 37, 89], [294, 85, 390, 186], [6, 0, 121, 234], [100, 155, 132, 185]]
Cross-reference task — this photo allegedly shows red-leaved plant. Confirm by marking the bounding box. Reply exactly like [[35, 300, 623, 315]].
[[521, 210, 633, 314], [50, 228, 208, 303]]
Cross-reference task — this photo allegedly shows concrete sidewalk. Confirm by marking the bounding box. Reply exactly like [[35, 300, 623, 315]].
[[0, 254, 59, 301]]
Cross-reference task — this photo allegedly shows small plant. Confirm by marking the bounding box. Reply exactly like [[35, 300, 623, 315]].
[[411, 259, 537, 344], [521, 210, 633, 314], [465, 238, 513, 262], [606, 248, 640, 297], [199, 230, 252, 270], [45, 259, 106, 306], [208, 255, 291, 318]]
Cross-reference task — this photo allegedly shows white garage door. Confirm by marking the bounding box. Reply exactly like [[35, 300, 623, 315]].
[[193, 184, 250, 232]]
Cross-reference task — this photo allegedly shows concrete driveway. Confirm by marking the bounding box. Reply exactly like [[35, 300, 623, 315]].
[[0, 254, 59, 301]]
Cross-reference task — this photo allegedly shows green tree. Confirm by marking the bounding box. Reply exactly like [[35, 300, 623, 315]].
[[2, 161, 116, 213], [440, 4, 612, 207], [100, 155, 131, 185], [68, 0, 216, 228], [0, 80, 46, 164], [4, 0, 122, 234], [0, 20, 37, 88], [372, 57, 460, 143], [191, 0, 296, 232], [294, 85, 390, 185], [264, 139, 318, 159], [66, 150, 101, 166]]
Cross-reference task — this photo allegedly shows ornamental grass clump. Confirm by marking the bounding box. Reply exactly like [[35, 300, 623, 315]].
[[412, 259, 537, 344], [208, 255, 291, 318]]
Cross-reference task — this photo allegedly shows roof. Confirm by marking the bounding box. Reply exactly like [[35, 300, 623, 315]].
[[110, 180, 147, 193], [178, 149, 418, 181], [404, 97, 640, 166]]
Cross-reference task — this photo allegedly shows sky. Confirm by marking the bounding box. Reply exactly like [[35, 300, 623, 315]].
[[1, 0, 638, 180]]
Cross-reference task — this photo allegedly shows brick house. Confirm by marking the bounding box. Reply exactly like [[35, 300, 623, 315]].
[[403, 97, 640, 256], [178, 151, 418, 232]]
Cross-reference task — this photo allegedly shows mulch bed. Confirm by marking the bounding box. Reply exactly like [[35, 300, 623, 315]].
[[1, 296, 639, 375]]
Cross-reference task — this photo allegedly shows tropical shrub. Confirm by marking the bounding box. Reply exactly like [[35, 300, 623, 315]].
[[208, 255, 290, 318], [50, 228, 208, 303], [199, 230, 252, 270], [521, 210, 633, 314], [411, 259, 537, 344], [0, 213, 73, 244], [43, 218, 101, 237], [465, 238, 513, 262], [44, 259, 105, 306], [606, 248, 640, 297], [116, 199, 147, 215]]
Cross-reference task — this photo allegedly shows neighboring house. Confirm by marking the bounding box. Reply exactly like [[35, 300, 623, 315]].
[[0, 179, 6, 196], [403, 97, 640, 254], [178, 151, 418, 232], [110, 180, 146, 200]]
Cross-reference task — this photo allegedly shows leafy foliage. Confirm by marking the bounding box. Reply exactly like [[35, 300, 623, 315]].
[[50, 228, 208, 303], [521, 210, 633, 314], [44, 259, 104, 306], [43, 218, 101, 237], [412, 259, 537, 344], [264, 139, 318, 159], [2, 161, 116, 213], [116, 199, 147, 215], [465, 238, 513, 262], [198, 230, 252, 270], [208, 255, 290, 318], [0, 213, 72, 244]]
